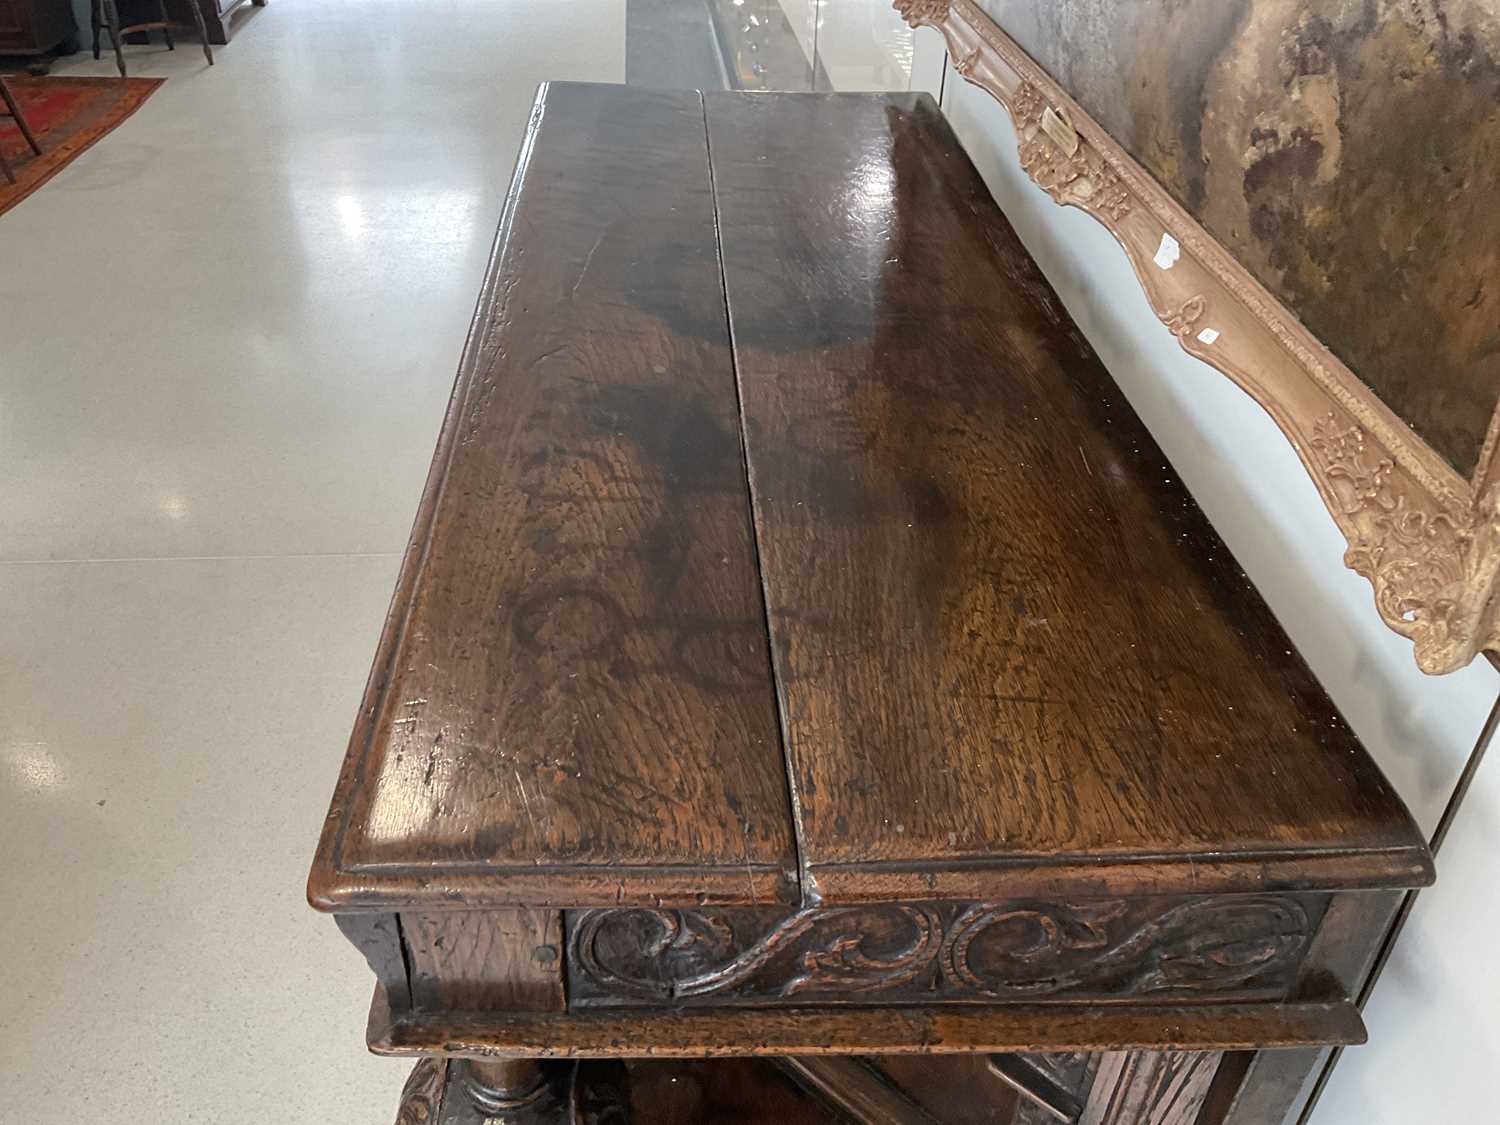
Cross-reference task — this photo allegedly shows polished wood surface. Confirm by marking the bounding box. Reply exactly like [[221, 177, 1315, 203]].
[[403, 909, 564, 1013], [703, 90, 1428, 904], [371, 991, 1366, 1058], [899, 1, 1500, 677], [313, 85, 1428, 919], [306, 83, 1438, 1125], [310, 83, 797, 912]]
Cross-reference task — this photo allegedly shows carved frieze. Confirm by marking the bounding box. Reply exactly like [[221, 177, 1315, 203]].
[[893, 0, 1500, 673], [566, 896, 1316, 1008]]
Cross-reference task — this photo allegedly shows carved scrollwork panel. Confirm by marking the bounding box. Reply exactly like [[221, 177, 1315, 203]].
[[565, 895, 1318, 1008], [568, 904, 944, 1006], [943, 897, 1311, 999]]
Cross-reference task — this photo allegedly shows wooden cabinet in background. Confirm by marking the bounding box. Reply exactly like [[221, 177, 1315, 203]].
[[0, 0, 78, 55], [131, 0, 263, 46]]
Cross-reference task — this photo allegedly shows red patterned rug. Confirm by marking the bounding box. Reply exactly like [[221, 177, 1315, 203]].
[[1, 76, 164, 216]]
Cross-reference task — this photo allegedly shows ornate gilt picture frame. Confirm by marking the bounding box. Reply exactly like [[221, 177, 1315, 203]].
[[895, 0, 1500, 675]]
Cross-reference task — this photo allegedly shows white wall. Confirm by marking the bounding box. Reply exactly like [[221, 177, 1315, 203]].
[[801, 5, 1499, 1120]]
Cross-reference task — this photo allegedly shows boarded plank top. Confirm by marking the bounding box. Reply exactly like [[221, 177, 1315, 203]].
[[309, 83, 798, 910], [703, 91, 1430, 903], [312, 84, 1430, 915]]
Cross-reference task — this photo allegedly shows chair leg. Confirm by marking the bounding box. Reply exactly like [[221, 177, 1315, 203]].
[[159, 0, 176, 50], [101, 0, 127, 78], [91, 0, 102, 60], [0, 78, 43, 156], [186, 0, 214, 66]]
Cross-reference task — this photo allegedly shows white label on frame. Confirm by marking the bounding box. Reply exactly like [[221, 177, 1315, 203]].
[[1197, 328, 1220, 345], [1154, 233, 1180, 270]]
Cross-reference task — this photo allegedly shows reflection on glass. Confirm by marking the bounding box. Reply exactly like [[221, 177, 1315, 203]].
[[706, 0, 818, 90], [625, 1, 926, 94], [813, 0, 916, 91]]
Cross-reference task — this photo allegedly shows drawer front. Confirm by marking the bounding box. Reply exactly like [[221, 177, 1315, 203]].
[[565, 894, 1325, 1009]]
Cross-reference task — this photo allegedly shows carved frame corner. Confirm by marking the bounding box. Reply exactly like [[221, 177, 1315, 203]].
[[895, 0, 1500, 675]]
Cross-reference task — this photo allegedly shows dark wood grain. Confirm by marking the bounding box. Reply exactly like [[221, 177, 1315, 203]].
[[1213, 889, 1405, 1125], [309, 87, 1436, 1125], [777, 1056, 940, 1123], [403, 909, 564, 1012], [309, 82, 796, 912], [986, 1054, 1089, 1122], [369, 989, 1366, 1058], [395, 1057, 447, 1125], [334, 913, 411, 1011], [878, 1055, 1031, 1123], [0, 0, 76, 55], [702, 90, 1431, 904], [623, 1058, 833, 1124]]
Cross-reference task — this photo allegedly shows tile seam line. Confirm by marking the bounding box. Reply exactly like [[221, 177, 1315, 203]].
[[0, 551, 405, 566]]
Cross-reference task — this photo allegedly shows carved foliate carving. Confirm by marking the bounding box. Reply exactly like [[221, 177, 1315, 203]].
[[394, 1058, 446, 1125], [893, 0, 951, 24], [943, 897, 1310, 997], [1009, 82, 1133, 221], [953, 46, 982, 76], [566, 896, 1315, 1008], [571, 905, 944, 1004], [1162, 296, 1207, 339], [1310, 415, 1500, 668], [902, 0, 1500, 673]]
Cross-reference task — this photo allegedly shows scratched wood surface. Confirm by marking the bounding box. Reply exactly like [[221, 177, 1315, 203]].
[[703, 91, 1429, 904], [403, 909, 563, 1012], [313, 85, 1430, 924], [372, 995, 1365, 1057], [309, 82, 796, 911]]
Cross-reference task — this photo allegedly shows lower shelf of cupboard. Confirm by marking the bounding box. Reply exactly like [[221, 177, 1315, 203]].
[[366, 987, 1365, 1060]]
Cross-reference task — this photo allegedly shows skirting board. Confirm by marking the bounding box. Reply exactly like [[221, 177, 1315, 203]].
[[894, 0, 1500, 676]]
